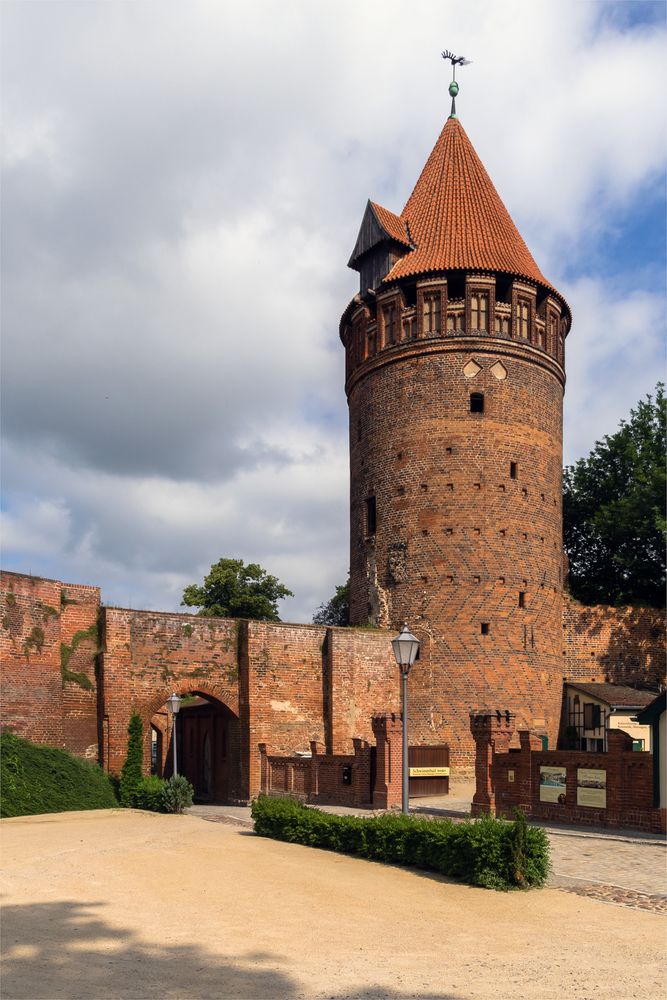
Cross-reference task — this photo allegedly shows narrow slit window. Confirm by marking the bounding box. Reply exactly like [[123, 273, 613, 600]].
[[481, 622, 490, 635], [365, 496, 377, 535], [518, 591, 526, 608], [383, 304, 396, 346], [423, 294, 441, 335], [470, 392, 484, 414], [471, 293, 489, 332], [516, 300, 529, 339], [510, 462, 517, 479]]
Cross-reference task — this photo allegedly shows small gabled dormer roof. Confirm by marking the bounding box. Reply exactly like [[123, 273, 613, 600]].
[[348, 200, 412, 271]]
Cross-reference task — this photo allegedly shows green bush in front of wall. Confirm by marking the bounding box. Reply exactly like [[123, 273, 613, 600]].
[[251, 795, 550, 891], [161, 775, 194, 814], [0, 730, 117, 817], [134, 776, 168, 812]]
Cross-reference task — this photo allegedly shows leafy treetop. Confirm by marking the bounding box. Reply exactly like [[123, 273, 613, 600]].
[[563, 384, 665, 607], [182, 557, 293, 621], [312, 578, 350, 626]]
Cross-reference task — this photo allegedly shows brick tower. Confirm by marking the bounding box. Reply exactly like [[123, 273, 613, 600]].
[[340, 86, 571, 771]]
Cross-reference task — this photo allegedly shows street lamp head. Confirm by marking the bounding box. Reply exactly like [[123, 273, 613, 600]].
[[391, 623, 420, 672], [166, 692, 182, 716]]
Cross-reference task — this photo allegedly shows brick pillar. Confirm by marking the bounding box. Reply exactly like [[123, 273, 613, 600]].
[[258, 743, 268, 794], [470, 711, 515, 816], [372, 713, 403, 810], [352, 737, 371, 806], [517, 730, 543, 816], [606, 728, 634, 819]]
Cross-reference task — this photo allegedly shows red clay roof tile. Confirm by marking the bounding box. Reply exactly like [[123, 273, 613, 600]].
[[384, 117, 559, 297], [369, 201, 411, 248]]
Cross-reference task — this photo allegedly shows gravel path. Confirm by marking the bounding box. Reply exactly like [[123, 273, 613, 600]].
[[1, 810, 665, 1000]]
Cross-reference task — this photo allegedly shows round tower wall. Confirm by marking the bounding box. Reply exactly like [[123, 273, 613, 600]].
[[347, 335, 565, 769]]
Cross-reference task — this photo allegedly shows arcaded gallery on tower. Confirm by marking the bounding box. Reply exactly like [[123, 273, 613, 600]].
[[2, 81, 664, 818]]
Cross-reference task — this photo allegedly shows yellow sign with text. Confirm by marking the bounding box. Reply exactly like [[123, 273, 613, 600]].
[[409, 766, 450, 777]]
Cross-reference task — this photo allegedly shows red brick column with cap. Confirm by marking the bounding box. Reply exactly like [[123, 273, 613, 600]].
[[372, 713, 403, 809], [470, 711, 516, 816]]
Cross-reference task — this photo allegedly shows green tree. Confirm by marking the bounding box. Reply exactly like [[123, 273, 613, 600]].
[[312, 578, 350, 626], [181, 557, 293, 621], [563, 385, 665, 607], [119, 712, 144, 807]]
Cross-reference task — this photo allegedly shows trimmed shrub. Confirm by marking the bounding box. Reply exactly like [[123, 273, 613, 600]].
[[119, 712, 143, 807], [251, 795, 550, 890], [134, 775, 167, 812], [0, 730, 117, 817], [162, 774, 194, 814]]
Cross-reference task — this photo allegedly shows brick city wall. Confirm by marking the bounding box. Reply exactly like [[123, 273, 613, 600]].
[[260, 738, 373, 808], [562, 598, 665, 688], [0, 571, 100, 758], [471, 712, 664, 833], [100, 605, 396, 799]]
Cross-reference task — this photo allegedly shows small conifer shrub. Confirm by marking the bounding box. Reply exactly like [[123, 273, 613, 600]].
[[119, 712, 144, 807]]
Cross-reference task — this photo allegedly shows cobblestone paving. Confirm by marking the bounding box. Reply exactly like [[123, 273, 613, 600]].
[[555, 882, 667, 913]]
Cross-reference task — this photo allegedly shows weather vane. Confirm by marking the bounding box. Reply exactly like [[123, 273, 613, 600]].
[[442, 49, 472, 119]]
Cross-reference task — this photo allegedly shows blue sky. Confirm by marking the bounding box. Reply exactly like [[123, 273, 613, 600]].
[[1, 0, 665, 621]]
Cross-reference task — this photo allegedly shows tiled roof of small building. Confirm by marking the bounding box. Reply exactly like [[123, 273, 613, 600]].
[[369, 202, 412, 248], [384, 117, 559, 298], [566, 682, 658, 709]]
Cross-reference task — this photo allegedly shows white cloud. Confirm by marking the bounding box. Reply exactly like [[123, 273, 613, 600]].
[[1, 0, 665, 620]]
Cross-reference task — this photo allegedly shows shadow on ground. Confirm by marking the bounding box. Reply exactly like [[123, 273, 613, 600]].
[[1, 899, 459, 1000]]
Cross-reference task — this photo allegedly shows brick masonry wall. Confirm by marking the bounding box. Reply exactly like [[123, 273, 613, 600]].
[[100, 607, 397, 800], [472, 715, 663, 833], [562, 598, 665, 688], [0, 571, 100, 758], [346, 333, 566, 769], [100, 607, 240, 776]]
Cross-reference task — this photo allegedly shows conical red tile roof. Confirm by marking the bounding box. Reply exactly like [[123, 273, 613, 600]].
[[385, 117, 559, 297]]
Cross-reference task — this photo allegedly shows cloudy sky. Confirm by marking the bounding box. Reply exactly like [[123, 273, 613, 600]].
[[2, 0, 665, 622]]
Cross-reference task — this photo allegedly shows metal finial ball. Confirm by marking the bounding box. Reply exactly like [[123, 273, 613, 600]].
[[448, 81, 459, 97]]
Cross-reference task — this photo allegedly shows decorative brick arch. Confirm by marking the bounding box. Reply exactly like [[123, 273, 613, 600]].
[[141, 680, 239, 731]]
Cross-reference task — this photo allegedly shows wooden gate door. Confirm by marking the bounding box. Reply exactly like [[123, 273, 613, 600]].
[[408, 745, 449, 797]]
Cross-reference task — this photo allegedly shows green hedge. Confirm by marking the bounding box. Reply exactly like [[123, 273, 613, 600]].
[[0, 730, 118, 818], [133, 774, 194, 814], [251, 795, 550, 890]]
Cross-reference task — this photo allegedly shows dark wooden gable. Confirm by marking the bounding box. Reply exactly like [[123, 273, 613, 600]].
[[348, 201, 411, 295], [348, 201, 394, 268]]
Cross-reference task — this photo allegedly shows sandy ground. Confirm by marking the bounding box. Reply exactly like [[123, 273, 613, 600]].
[[1, 810, 665, 1000]]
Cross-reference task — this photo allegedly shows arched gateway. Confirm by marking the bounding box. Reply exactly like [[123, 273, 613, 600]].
[[146, 686, 240, 803]]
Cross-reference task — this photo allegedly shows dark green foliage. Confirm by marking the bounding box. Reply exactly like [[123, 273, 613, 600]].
[[312, 578, 350, 626], [182, 557, 293, 621], [250, 795, 550, 890], [134, 776, 167, 812], [22, 626, 45, 656], [162, 774, 194, 813], [60, 624, 99, 690], [563, 385, 666, 607], [119, 713, 144, 807], [0, 731, 117, 817]]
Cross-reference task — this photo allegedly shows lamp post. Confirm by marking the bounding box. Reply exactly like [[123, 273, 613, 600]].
[[391, 623, 420, 815], [167, 692, 182, 777]]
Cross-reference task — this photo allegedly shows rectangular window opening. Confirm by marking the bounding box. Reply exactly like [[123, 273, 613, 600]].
[[518, 591, 526, 608], [365, 496, 377, 536], [583, 703, 601, 731], [470, 392, 484, 414], [510, 462, 517, 479], [481, 622, 490, 635]]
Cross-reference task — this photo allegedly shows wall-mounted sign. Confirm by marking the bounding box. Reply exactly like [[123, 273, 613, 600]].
[[508, 770, 515, 783], [577, 768, 606, 808], [539, 766, 566, 803], [409, 766, 450, 778]]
